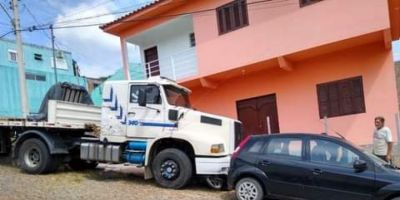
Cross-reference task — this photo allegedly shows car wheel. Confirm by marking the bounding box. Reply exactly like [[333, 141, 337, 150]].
[[18, 138, 54, 174], [235, 177, 264, 200], [151, 148, 192, 189]]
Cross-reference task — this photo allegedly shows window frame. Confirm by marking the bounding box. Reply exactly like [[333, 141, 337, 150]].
[[25, 72, 46, 82], [299, 0, 323, 7], [263, 136, 305, 161], [216, 0, 249, 35], [306, 137, 366, 169], [189, 33, 196, 47], [34, 53, 43, 61], [8, 49, 17, 62], [316, 76, 366, 118], [129, 84, 162, 105]]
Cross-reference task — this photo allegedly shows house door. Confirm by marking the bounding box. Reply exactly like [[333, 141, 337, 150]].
[[144, 46, 160, 77], [237, 94, 279, 137]]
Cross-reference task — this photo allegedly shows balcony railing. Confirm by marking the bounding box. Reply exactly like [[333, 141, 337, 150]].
[[143, 48, 198, 81]]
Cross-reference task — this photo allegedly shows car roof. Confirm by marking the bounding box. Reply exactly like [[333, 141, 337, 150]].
[[249, 133, 345, 142]]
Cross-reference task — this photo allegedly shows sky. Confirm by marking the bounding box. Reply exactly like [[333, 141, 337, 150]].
[[0, 0, 153, 78], [0, 0, 400, 78]]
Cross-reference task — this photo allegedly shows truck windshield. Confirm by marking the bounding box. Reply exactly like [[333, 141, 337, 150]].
[[164, 85, 191, 108]]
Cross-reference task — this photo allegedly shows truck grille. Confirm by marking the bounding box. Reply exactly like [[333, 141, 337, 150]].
[[234, 122, 243, 148]]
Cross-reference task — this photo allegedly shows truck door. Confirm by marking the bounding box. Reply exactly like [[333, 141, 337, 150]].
[[126, 84, 165, 138]]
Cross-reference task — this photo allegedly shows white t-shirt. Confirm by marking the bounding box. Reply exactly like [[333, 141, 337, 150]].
[[373, 126, 393, 156]]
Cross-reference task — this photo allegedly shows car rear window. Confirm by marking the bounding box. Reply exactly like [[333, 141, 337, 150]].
[[264, 137, 302, 159]]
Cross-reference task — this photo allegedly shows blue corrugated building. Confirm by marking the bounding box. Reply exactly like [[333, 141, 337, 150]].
[[0, 38, 87, 117], [90, 63, 145, 106]]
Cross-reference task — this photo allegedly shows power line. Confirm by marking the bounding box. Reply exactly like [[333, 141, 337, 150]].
[[36, 1, 155, 28], [0, 30, 13, 38], [30, 0, 290, 31], [22, 3, 52, 40], [0, 2, 13, 25]]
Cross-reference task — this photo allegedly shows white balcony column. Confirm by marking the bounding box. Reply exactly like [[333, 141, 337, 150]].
[[120, 37, 131, 80]]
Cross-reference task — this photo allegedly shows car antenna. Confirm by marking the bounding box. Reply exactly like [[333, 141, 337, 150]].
[[334, 131, 346, 140]]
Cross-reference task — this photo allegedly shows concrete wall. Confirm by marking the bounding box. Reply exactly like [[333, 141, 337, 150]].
[[190, 42, 398, 145]]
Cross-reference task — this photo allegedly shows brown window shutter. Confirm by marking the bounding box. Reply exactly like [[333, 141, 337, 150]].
[[338, 80, 353, 115], [317, 84, 329, 118]]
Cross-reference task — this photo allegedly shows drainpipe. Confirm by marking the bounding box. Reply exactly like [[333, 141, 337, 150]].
[[120, 37, 130, 80]]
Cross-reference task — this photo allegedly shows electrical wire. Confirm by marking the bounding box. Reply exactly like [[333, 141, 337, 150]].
[[30, 0, 290, 31], [0, 2, 13, 26]]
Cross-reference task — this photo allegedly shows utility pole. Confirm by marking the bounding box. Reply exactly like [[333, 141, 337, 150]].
[[50, 25, 58, 83], [11, 0, 29, 118]]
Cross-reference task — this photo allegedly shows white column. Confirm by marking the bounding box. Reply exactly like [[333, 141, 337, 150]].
[[120, 37, 131, 80]]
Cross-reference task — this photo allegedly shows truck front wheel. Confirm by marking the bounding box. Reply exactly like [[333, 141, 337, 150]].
[[18, 138, 56, 174], [152, 148, 192, 189]]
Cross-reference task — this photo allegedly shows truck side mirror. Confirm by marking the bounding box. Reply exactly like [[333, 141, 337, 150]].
[[138, 89, 146, 107], [169, 109, 178, 121]]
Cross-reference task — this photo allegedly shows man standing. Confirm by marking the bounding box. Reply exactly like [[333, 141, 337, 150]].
[[373, 116, 393, 162]]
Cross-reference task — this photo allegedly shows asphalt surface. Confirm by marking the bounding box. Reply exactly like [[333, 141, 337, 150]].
[[0, 156, 234, 200]]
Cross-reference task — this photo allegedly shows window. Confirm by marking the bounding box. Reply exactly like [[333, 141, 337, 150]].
[[265, 137, 302, 159], [163, 85, 191, 108], [34, 53, 43, 61], [130, 85, 161, 104], [8, 50, 17, 62], [51, 57, 68, 70], [247, 140, 265, 153], [216, 0, 249, 35], [317, 76, 365, 118], [189, 33, 196, 47], [300, 0, 323, 7], [25, 73, 46, 82], [310, 139, 360, 167]]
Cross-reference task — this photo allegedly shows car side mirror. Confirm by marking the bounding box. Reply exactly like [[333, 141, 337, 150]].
[[138, 89, 146, 107], [353, 159, 367, 172], [168, 109, 178, 121]]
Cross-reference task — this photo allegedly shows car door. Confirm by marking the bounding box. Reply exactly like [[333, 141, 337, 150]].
[[305, 138, 375, 200], [256, 136, 312, 199], [126, 84, 165, 138]]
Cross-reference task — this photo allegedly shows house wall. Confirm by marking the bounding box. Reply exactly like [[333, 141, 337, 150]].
[[0, 39, 87, 117], [192, 0, 391, 78], [190, 42, 398, 145]]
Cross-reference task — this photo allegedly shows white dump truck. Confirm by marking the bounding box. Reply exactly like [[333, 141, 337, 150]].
[[0, 77, 242, 189]]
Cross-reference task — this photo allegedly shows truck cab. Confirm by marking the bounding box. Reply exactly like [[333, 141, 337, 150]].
[[82, 77, 243, 189]]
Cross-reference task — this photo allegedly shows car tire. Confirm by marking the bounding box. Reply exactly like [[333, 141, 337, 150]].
[[235, 177, 264, 200], [18, 138, 54, 174], [152, 148, 192, 189]]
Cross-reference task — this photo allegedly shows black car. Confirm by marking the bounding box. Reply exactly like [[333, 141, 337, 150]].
[[227, 133, 400, 200]]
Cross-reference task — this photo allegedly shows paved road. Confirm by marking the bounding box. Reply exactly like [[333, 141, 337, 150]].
[[0, 157, 234, 200]]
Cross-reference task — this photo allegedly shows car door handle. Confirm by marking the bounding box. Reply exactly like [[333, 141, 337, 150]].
[[258, 160, 271, 166], [313, 168, 323, 175], [128, 111, 136, 115]]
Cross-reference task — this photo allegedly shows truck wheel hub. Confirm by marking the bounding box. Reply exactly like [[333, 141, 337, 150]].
[[24, 147, 40, 167], [160, 160, 179, 180]]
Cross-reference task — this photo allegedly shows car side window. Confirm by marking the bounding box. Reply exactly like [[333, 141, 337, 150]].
[[264, 138, 302, 159], [247, 140, 265, 153], [130, 85, 161, 104], [310, 139, 359, 167]]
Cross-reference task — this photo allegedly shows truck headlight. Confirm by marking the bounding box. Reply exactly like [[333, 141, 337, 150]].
[[210, 144, 225, 153]]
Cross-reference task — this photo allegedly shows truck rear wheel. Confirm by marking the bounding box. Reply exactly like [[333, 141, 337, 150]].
[[18, 138, 55, 174], [152, 148, 192, 189]]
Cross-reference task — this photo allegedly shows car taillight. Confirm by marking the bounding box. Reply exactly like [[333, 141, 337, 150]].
[[231, 136, 250, 160]]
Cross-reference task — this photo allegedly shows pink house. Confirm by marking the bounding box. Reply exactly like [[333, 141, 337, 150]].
[[101, 0, 400, 145]]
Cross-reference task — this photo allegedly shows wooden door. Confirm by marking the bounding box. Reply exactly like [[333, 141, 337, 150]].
[[237, 94, 279, 137], [144, 46, 160, 77]]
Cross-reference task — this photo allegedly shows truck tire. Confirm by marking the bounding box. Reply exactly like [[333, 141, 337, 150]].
[[18, 138, 55, 174], [67, 159, 98, 170], [152, 148, 192, 189]]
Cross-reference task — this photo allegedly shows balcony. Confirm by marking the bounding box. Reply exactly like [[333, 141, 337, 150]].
[[143, 47, 197, 80], [126, 15, 198, 81]]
